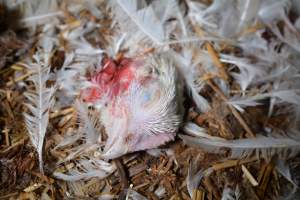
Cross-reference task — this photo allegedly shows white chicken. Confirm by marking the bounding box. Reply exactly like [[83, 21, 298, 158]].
[[81, 55, 182, 159]]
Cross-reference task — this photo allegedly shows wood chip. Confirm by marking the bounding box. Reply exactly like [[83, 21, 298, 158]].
[[206, 43, 229, 81], [203, 177, 220, 200], [242, 165, 258, 186], [50, 107, 74, 119], [2, 128, 10, 146], [207, 80, 255, 137], [255, 160, 274, 200], [23, 183, 43, 193], [192, 189, 205, 200], [6, 71, 33, 86]]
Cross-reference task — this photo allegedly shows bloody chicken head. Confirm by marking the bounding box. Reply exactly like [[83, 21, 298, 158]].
[[81, 55, 181, 159]]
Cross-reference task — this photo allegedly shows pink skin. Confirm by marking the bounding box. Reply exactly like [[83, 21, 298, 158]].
[[130, 133, 175, 152]]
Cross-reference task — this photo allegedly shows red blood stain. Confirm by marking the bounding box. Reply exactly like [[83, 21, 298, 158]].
[[81, 57, 140, 103]]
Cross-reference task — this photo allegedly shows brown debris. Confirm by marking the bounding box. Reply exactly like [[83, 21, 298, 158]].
[[192, 189, 205, 200], [0, 1, 299, 200], [203, 176, 221, 200], [114, 158, 129, 189], [255, 159, 275, 200], [206, 80, 256, 138], [205, 43, 229, 81]]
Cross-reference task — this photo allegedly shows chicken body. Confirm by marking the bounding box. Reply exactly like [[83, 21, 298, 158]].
[[81, 56, 181, 159]]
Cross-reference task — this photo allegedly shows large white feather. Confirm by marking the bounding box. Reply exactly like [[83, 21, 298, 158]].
[[23, 54, 56, 174], [180, 130, 300, 159]]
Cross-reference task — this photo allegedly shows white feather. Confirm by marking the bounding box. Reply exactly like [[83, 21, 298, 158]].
[[186, 162, 205, 198], [55, 103, 102, 164], [124, 188, 148, 200], [54, 129, 82, 149], [237, 0, 261, 31], [23, 54, 56, 174], [276, 159, 299, 198], [228, 90, 300, 112], [17, 0, 61, 28], [180, 133, 300, 159], [75, 100, 100, 144], [258, 0, 291, 24], [228, 96, 263, 112], [57, 144, 98, 164], [220, 55, 265, 91], [54, 158, 116, 181], [113, 0, 213, 48], [221, 186, 241, 200], [170, 49, 211, 112], [271, 90, 300, 105], [114, 0, 165, 45], [56, 52, 102, 96], [152, 0, 178, 23], [63, 21, 100, 41], [271, 24, 300, 52], [183, 122, 224, 140]]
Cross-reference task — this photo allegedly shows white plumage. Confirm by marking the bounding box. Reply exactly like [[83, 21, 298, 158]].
[[83, 56, 182, 159]]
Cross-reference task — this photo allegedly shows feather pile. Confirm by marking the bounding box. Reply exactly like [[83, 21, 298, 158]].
[[1, 0, 300, 199]]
